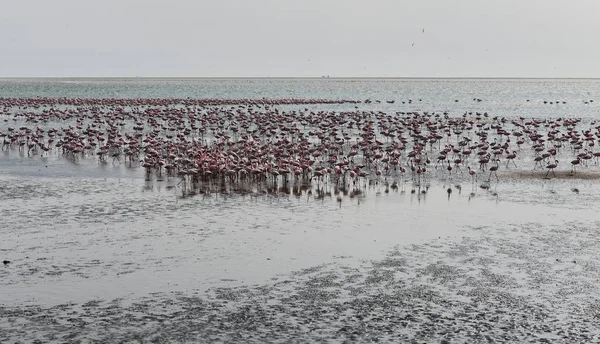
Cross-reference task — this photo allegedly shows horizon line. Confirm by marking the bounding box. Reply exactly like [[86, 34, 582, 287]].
[[1, 76, 600, 80]]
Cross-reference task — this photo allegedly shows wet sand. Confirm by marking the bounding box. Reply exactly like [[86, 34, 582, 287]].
[[2, 215, 600, 342]]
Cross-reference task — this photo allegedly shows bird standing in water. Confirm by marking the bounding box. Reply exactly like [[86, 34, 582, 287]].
[[545, 160, 558, 179], [488, 159, 500, 181]]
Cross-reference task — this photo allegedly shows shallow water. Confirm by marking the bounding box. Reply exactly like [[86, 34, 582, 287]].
[[2, 150, 600, 342], [2, 79, 600, 342]]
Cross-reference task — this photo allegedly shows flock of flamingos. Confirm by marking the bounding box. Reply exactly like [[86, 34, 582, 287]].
[[1, 96, 599, 199]]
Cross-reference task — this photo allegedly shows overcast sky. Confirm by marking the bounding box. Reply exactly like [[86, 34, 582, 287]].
[[1, 0, 599, 77]]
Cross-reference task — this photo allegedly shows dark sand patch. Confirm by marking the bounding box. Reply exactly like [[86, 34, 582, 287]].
[[500, 170, 600, 180]]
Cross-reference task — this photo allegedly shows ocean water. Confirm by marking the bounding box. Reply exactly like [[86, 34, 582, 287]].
[[1, 78, 600, 342], [1, 77, 600, 118]]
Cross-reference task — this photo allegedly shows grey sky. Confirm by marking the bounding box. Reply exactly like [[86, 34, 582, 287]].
[[1, 0, 599, 77]]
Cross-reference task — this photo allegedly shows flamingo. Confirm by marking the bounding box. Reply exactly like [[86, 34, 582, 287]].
[[571, 157, 581, 174], [488, 159, 500, 181], [505, 150, 517, 167], [467, 166, 477, 183], [545, 160, 558, 179]]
